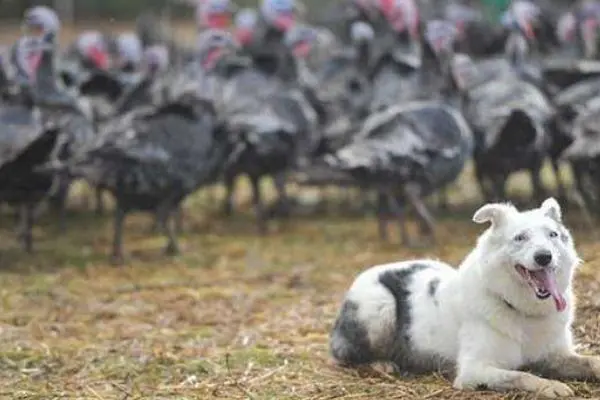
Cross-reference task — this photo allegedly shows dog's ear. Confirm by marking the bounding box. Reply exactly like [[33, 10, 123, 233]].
[[540, 197, 562, 223], [472, 203, 515, 227]]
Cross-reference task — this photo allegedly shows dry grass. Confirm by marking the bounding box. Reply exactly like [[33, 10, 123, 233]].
[[0, 170, 598, 400], [0, 21, 599, 400]]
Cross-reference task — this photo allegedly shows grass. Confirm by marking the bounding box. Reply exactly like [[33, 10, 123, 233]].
[[0, 168, 597, 400], [0, 20, 599, 400]]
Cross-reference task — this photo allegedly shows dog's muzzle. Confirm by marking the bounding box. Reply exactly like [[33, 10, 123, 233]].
[[515, 263, 566, 312]]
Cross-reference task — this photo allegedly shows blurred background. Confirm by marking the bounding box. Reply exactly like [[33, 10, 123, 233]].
[[0, 0, 522, 24], [0, 1, 580, 30]]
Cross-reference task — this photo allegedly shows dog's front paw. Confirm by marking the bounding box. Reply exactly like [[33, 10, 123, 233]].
[[535, 379, 574, 398]]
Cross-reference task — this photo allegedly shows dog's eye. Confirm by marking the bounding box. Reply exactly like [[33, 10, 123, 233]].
[[549, 231, 558, 238], [514, 233, 527, 242]]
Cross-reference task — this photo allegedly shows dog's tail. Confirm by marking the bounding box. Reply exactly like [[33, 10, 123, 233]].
[[329, 300, 375, 366]]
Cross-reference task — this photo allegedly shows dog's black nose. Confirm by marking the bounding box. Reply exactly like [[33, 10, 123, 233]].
[[534, 251, 552, 267]]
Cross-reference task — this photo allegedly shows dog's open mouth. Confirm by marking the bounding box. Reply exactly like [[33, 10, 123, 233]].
[[515, 265, 567, 312]]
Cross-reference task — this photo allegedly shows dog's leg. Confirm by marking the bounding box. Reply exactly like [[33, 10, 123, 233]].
[[454, 365, 574, 398], [455, 325, 574, 397], [529, 353, 600, 381]]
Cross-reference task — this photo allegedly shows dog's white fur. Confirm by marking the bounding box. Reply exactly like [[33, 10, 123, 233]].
[[331, 198, 600, 398]]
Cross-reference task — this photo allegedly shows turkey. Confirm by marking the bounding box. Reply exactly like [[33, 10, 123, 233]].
[[135, 11, 196, 69], [306, 48, 373, 160], [429, 19, 564, 204], [75, 44, 174, 217], [0, 6, 96, 248], [548, 76, 600, 206], [188, 29, 318, 232], [305, 101, 473, 246], [362, 0, 427, 112], [561, 98, 600, 214], [0, 104, 61, 251], [48, 95, 227, 264], [452, 53, 556, 204], [443, 1, 509, 57], [23, 20, 96, 232], [542, 2, 600, 89], [48, 32, 226, 262], [281, 24, 375, 212], [242, 0, 300, 82], [58, 30, 113, 90], [554, 4, 600, 60], [0, 47, 11, 97], [283, 22, 373, 158], [432, 2, 556, 98]]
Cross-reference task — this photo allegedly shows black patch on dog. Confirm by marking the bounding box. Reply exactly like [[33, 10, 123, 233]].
[[378, 263, 429, 371], [475, 384, 488, 391], [330, 300, 374, 365], [428, 278, 440, 305]]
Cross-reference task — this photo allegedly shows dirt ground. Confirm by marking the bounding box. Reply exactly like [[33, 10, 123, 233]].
[[0, 22, 600, 400]]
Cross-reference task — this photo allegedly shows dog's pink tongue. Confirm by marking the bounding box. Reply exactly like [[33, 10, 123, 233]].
[[531, 269, 567, 312]]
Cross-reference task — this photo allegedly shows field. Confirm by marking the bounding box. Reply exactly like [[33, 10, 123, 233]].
[[0, 168, 598, 400], [1, 22, 600, 400]]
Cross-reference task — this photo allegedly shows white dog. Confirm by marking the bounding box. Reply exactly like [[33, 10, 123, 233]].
[[330, 198, 600, 398]]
